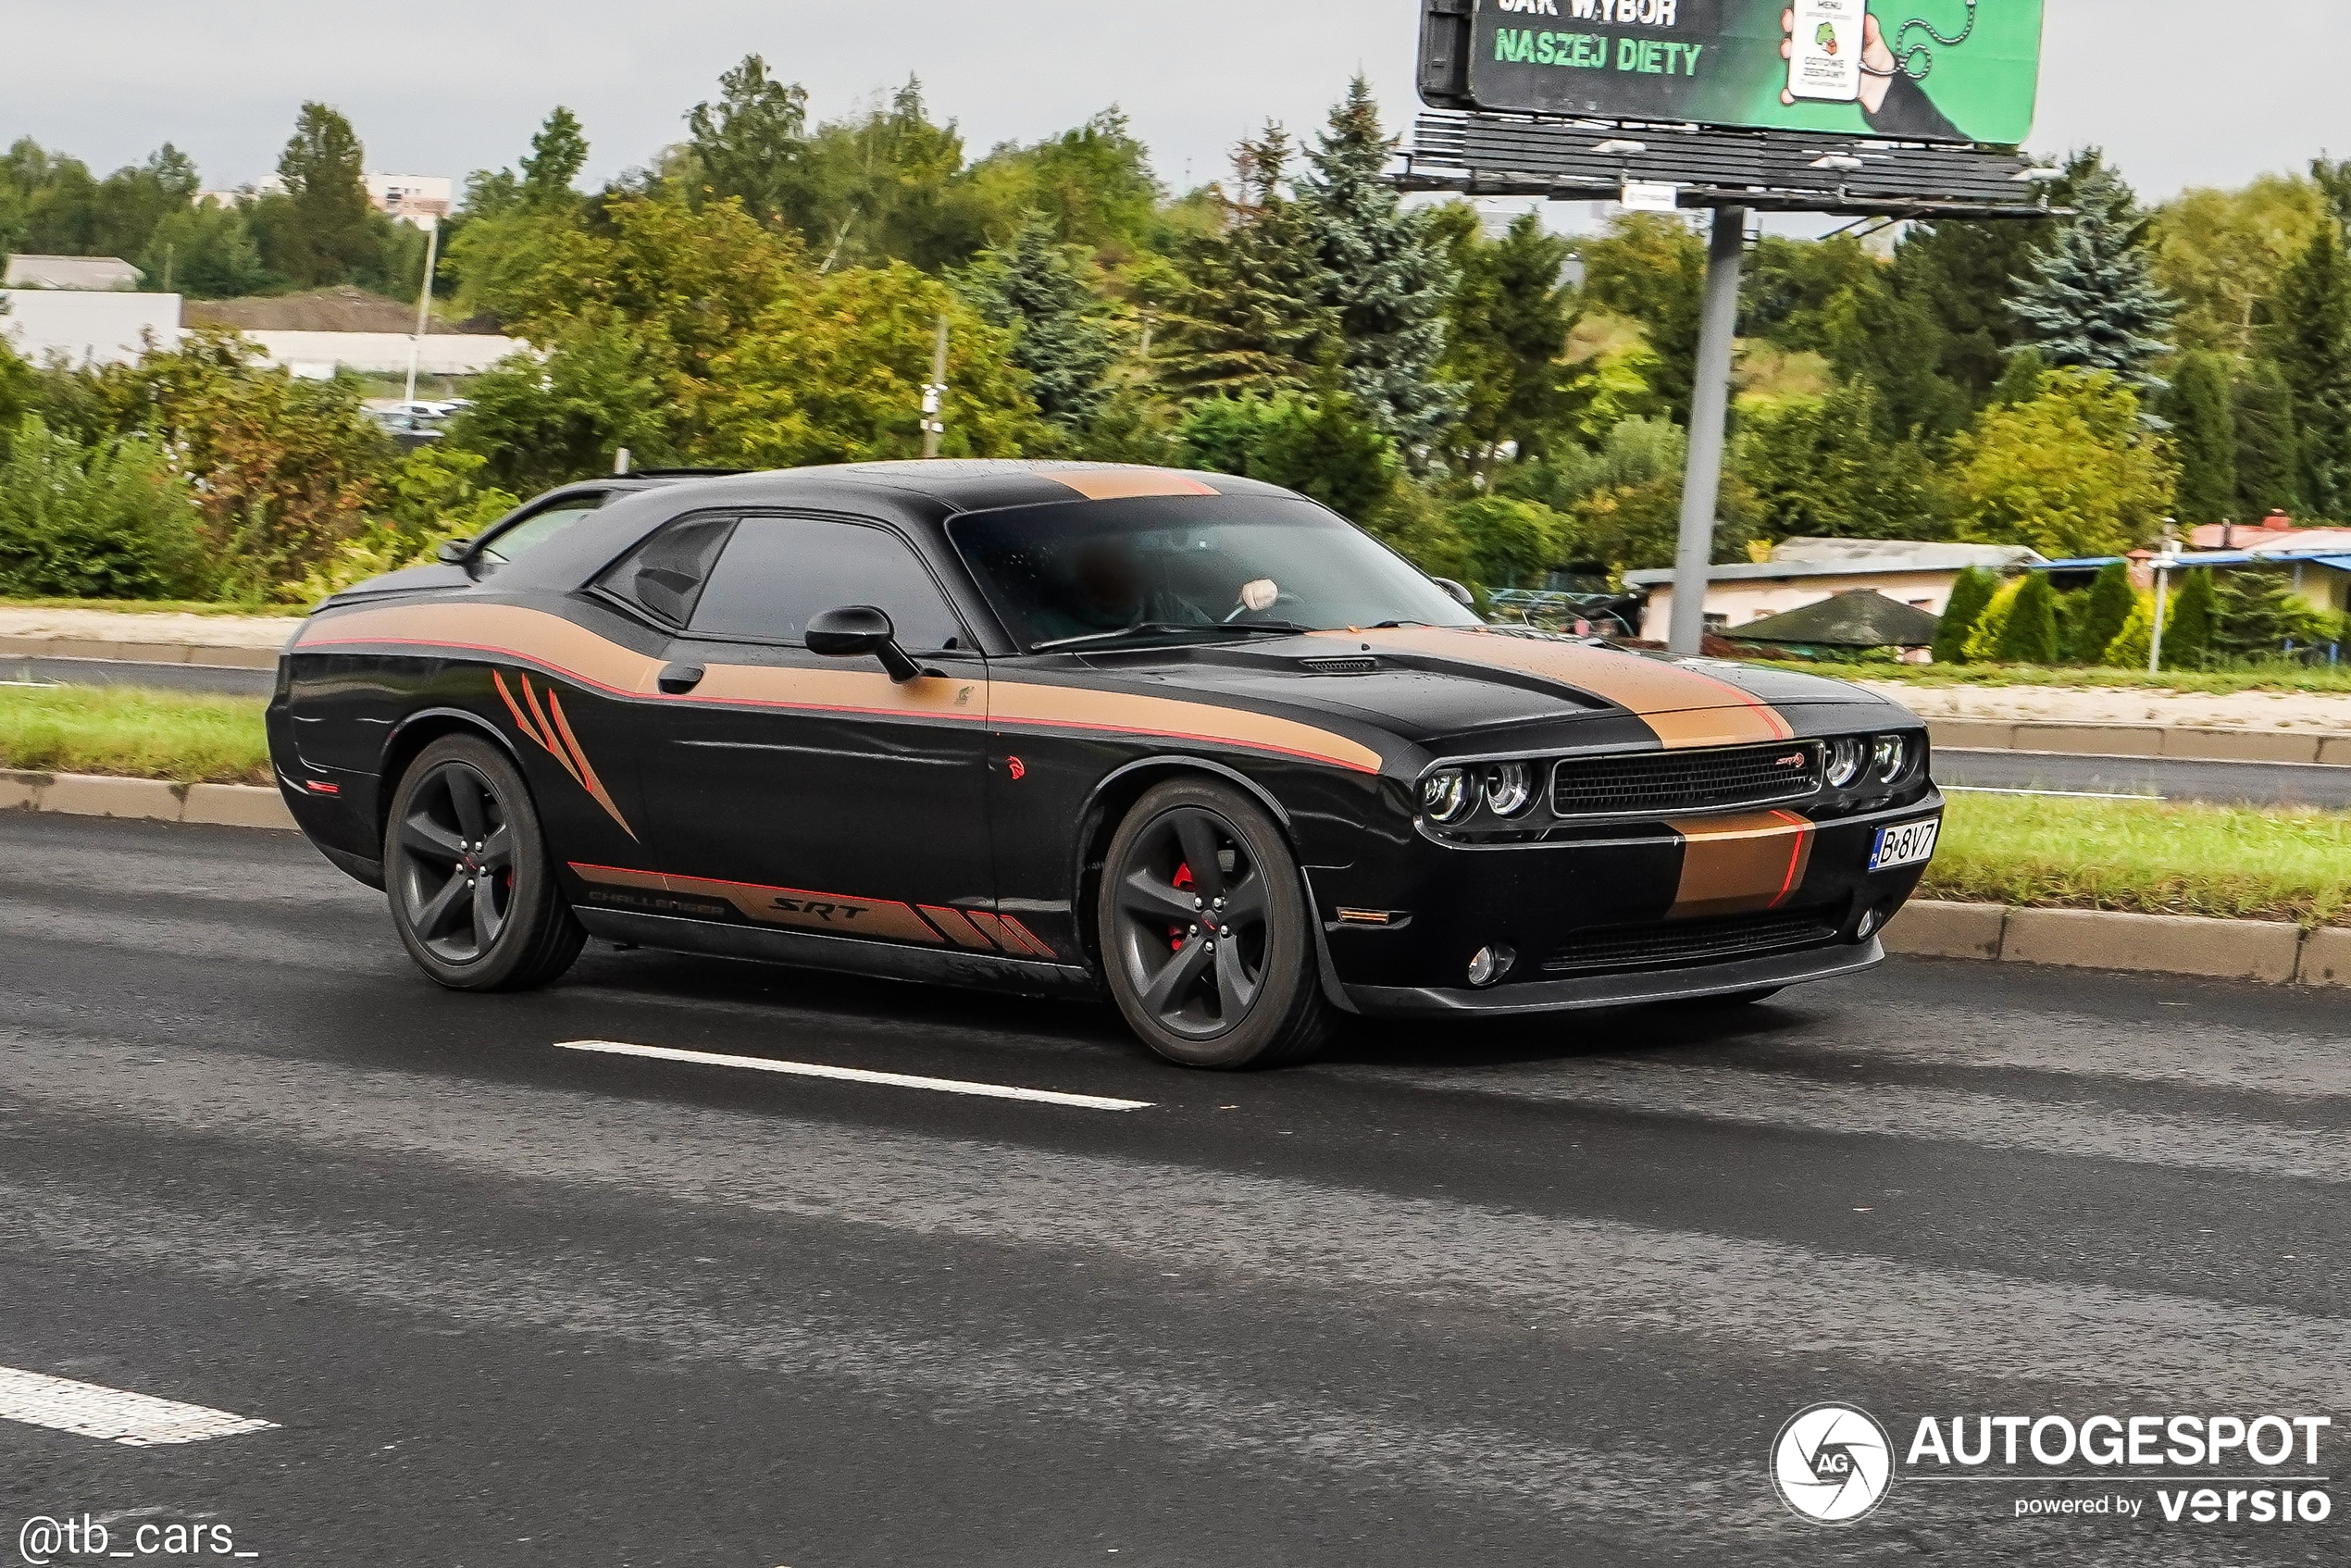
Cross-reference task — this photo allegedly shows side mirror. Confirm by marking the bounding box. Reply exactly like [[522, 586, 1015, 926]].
[[806, 604, 924, 683], [435, 539, 474, 566], [1432, 577, 1475, 608]]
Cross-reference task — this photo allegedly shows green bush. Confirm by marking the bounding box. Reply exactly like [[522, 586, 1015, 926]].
[[1992, 572, 2059, 664], [1932, 566, 1997, 664], [0, 417, 206, 599], [2162, 567, 2216, 668], [2068, 561, 2135, 662]]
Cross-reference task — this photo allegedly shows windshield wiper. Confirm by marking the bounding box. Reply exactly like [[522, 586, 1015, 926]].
[[1029, 621, 1310, 653]]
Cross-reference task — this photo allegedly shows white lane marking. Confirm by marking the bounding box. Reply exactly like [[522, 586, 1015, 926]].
[[554, 1040, 1152, 1112], [1943, 784, 2159, 802], [0, 1366, 275, 1446]]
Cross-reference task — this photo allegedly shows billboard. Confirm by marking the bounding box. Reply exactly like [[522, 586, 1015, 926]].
[[1426, 0, 2044, 147]]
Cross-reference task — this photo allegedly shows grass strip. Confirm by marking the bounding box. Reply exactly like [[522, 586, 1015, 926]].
[[1804, 660, 2351, 696], [0, 686, 271, 786], [1924, 791, 2351, 929], [0, 595, 292, 617]]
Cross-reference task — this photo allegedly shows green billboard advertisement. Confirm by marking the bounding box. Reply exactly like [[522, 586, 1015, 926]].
[[1458, 0, 2044, 146]]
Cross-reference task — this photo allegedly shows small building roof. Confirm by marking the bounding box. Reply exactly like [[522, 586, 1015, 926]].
[[1623, 540, 2041, 589], [3, 255, 143, 291], [1727, 590, 1944, 649]]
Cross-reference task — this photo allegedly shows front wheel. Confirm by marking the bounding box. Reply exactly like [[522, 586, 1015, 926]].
[[384, 733, 585, 991], [1097, 778, 1328, 1069]]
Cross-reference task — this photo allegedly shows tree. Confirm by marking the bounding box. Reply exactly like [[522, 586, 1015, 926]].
[[2163, 352, 2238, 525], [2162, 567, 2216, 668], [1436, 207, 1577, 475], [1932, 566, 1998, 664], [2313, 154, 2351, 232], [2214, 568, 2325, 659], [684, 55, 812, 228], [2267, 223, 2351, 520], [2068, 561, 2136, 664], [958, 216, 1115, 433], [1296, 79, 1460, 458], [0, 416, 205, 599], [1156, 127, 1338, 395], [1172, 392, 1399, 525], [2009, 171, 2175, 390], [1581, 214, 1705, 420], [140, 197, 271, 298], [964, 109, 1161, 255], [446, 319, 681, 494], [270, 103, 376, 286], [1818, 259, 1972, 437], [2152, 175, 2332, 355], [1992, 572, 2059, 664], [1891, 218, 2052, 409], [1443, 495, 1568, 591], [797, 79, 993, 272], [1947, 370, 2179, 559], [1734, 379, 1947, 541], [2233, 358, 2305, 517], [521, 107, 590, 208]]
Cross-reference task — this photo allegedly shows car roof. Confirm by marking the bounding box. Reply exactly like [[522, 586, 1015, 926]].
[[579, 460, 1297, 519]]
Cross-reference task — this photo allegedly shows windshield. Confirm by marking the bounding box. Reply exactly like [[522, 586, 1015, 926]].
[[948, 495, 1482, 652]]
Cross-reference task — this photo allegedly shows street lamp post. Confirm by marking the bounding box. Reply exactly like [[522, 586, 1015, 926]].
[[2147, 523, 2180, 676], [404, 216, 441, 410]]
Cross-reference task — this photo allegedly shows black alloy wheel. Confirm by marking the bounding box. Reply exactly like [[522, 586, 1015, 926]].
[[384, 733, 586, 991], [1098, 778, 1327, 1069]]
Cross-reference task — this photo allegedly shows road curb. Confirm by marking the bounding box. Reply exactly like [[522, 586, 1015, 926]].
[[0, 635, 280, 669], [1927, 717, 2351, 766], [1884, 901, 2346, 989], [1, 769, 294, 830]]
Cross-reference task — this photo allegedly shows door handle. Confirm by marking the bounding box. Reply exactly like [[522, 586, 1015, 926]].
[[657, 662, 705, 694]]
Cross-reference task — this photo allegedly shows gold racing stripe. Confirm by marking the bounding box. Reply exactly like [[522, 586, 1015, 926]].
[[1665, 810, 1815, 919], [569, 862, 944, 945], [1320, 626, 1796, 751], [1040, 469, 1221, 500], [298, 602, 1378, 771]]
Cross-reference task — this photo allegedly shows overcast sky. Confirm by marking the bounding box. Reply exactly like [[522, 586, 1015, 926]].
[[6, 1, 2340, 206]]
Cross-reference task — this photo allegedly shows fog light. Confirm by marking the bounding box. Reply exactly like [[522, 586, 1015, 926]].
[[1825, 737, 1865, 789], [1420, 767, 1472, 823], [1467, 944, 1516, 988], [1483, 761, 1535, 816], [1855, 906, 1882, 940]]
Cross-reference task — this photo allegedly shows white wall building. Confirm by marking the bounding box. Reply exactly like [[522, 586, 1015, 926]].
[[0, 289, 181, 366], [240, 330, 524, 378], [365, 174, 453, 229], [4, 255, 143, 291], [1626, 539, 2045, 639]]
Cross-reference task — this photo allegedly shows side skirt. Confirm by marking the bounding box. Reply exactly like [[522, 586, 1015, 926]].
[[575, 908, 1101, 1000]]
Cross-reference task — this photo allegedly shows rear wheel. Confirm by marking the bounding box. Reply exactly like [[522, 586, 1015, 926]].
[[1097, 778, 1328, 1069], [384, 734, 585, 991]]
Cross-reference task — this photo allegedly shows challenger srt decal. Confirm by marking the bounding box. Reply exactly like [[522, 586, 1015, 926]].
[[1666, 810, 1814, 919], [574, 865, 1059, 959], [300, 603, 1384, 775], [1328, 626, 1797, 751], [493, 669, 637, 840]]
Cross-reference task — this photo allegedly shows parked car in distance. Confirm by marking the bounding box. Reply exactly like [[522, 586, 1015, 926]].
[[268, 461, 1942, 1069]]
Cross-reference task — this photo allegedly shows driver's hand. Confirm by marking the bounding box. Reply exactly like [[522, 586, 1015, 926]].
[[1781, 7, 1896, 113], [1238, 579, 1279, 614]]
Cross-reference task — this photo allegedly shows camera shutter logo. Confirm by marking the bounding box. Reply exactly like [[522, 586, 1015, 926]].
[[1773, 1403, 1895, 1524]]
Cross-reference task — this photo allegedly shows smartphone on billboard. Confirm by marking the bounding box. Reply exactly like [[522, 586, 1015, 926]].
[[1788, 0, 1864, 103]]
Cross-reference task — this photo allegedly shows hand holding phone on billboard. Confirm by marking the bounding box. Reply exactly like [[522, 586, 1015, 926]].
[[1780, 5, 1898, 115]]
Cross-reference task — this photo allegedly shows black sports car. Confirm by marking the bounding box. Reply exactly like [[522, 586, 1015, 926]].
[[268, 461, 1942, 1068]]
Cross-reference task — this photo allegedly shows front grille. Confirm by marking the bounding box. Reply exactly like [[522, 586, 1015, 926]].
[[1549, 742, 1822, 819], [1541, 909, 1842, 976]]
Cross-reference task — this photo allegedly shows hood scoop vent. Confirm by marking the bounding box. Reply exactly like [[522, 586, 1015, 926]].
[[1299, 655, 1380, 676]]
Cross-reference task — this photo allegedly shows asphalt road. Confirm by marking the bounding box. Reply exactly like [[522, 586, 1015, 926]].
[[3, 814, 2345, 1567], [1937, 746, 2351, 808]]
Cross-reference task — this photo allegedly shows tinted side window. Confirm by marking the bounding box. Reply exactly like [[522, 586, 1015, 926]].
[[599, 514, 738, 626], [690, 517, 964, 651]]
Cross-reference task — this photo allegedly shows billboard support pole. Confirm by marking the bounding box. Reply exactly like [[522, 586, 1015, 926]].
[[1667, 205, 1747, 657]]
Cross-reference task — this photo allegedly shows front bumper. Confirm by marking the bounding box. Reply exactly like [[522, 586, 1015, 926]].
[[1344, 935, 1885, 1016]]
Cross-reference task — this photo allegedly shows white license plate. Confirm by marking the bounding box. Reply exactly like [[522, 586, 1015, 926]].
[[1870, 818, 1939, 872]]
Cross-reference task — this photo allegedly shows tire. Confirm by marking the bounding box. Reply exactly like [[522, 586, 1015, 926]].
[[383, 733, 586, 992], [1096, 778, 1329, 1069]]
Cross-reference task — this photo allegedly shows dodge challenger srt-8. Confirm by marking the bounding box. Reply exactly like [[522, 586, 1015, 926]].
[[267, 460, 1942, 1068]]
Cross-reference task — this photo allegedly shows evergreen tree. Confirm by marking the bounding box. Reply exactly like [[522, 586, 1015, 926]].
[[1891, 217, 2052, 409], [2233, 358, 2304, 517], [1437, 208, 1577, 476], [1157, 127, 1338, 395], [1993, 571, 2059, 664], [1933, 566, 1997, 664], [2069, 561, 2135, 664], [2267, 223, 2351, 520], [521, 107, 589, 208], [1297, 79, 1461, 459], [1990, 348, 2046, 407], [2162, 567, 2216, 668], [2009, 171, 2175, 390], [959, 215, 1115, 433], [2312, 154, 2351, 233], [271, 103, 374, 286], [2164, 351, 2238, 525], [685, 55, 812, 227], [2214, 568, 2320, 659]]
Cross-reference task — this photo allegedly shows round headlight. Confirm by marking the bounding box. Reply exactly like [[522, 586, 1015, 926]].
[[1420, 767, 1472, 823], [1483, 761, 1535, 817], [1825, 737, 1865, 790], [1871, 734, 1909, 785]]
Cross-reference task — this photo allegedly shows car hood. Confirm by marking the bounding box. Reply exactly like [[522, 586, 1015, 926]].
[[1083, 626, 1913, 753]]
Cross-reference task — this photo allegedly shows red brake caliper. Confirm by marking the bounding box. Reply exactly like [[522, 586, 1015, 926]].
[[1169, 863, 1194, 952]]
